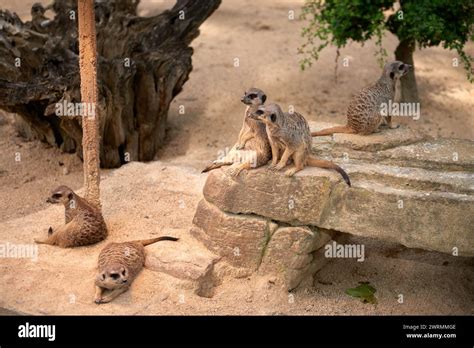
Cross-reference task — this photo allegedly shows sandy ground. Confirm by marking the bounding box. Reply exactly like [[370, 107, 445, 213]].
[[0, 0, 473, 315]]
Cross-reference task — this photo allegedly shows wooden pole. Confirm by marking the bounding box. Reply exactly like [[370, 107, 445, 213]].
[[77, 0, 101, 208]]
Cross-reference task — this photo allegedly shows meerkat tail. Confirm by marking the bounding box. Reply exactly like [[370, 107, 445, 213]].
[[311, 125, 355, 137], [138, 236, 179, 246], [202, 161, 233, 173], [307, 157, 351, 186]]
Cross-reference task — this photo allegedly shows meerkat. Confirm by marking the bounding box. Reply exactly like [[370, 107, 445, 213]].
[[251, 103, 351, 186], [34, 185, 107, 248], [94, 236, 178, 304], [236, 88, 267, 149], [202, 88, 271, 176], [311, 61, 412, 136]]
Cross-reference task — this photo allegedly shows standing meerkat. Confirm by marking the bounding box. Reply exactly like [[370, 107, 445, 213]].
[[94, 236, 178, 304], [202, 88, 271, 176], [251, 103, 351, 186], [34, 185, 107, 248], [311, 61, 412, 136]]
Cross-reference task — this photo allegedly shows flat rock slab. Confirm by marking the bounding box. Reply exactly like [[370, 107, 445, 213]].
[[310, 122, 474, 172], [311, 122, 428, 151], [202, 123, 474, 256]]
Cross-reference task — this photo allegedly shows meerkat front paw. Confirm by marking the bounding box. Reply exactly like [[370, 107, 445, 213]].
[[94, 297, 104, 304], [285, 168, 298, 177], [235, 143, 244, 150]]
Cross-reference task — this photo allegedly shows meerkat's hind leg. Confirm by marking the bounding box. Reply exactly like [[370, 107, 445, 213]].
[[34, 229, 58, 246], [96, 287, 129, 304], [383, 116, 400, 129], [285, 151, 305, 177], [34, 237, 55, 245], [228, 161, 252, 177]]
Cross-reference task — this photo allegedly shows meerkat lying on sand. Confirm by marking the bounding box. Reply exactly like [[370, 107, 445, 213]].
[[94, 236, 178, 304]]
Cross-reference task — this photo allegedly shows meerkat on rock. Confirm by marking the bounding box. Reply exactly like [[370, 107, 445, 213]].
[[236, 88, 267, 149], [311, 61, 412, 137], [202, 87, 271, 176], [34, 185, 108, 248], [251, 103, 351, 186], [94, 236, 178, 304]]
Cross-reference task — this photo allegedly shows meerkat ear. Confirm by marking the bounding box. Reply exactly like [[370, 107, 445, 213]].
[[261, 94, 267, 103], [270, 113, 277, 122], [390, 72, 395, 79], [68, 193, 73, 200]]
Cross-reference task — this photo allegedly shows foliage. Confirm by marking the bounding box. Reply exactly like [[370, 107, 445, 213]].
[[345, 282, 377, 304], [299, 0, 474, 82]]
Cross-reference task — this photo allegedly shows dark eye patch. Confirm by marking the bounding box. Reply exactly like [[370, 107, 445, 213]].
[[248, 94, 257, 99], [270, 113, 277, 122], [256, 110, 264, 115], [398, 64, 404, 70], [110, 273, 119, 280], [52, 193, 62, 199]]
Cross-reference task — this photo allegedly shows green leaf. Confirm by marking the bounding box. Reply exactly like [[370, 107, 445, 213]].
[[345, 282, 377, 304]]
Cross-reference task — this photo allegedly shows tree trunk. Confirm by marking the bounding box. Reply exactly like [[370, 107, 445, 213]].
[[394, 39, 419, 103], [78, 0, 101, 207], [0, 0, 221, 168]]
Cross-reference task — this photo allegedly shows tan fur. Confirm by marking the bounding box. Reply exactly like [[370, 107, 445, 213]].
[[34, 185, 107, 248], [94, 236, 178, 304], [252, 103, 351, 186], [311, 61, 411, 137], [202, 88, 271, 176]]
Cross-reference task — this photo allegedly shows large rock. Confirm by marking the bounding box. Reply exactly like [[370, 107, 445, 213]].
[[258, 226, 335, 290], [199, 123, 474, 256], [191, 199, 338, 289], [191, 199, 275, 270], [146, 237, 220, 297]]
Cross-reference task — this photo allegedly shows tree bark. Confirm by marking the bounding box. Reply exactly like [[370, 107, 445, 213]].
[[0, 0, 221, 168], [78, 0, 101, 207], [394, 39, 419, 103]]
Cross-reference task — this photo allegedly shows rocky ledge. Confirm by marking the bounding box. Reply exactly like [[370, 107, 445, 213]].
[[192, 122, 474, 290]]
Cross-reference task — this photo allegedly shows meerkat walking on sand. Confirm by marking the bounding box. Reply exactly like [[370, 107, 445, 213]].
[[34, 185, 107, 248], [94, 236, 178, 304], [202, 88, 271, 176], [251, 103, 351, 186], [311, 61, 411, 136]]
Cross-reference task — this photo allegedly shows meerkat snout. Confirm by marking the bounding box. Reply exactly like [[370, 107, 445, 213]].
[[96, 266, 129, 290], [241, 88, 267, 106]]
